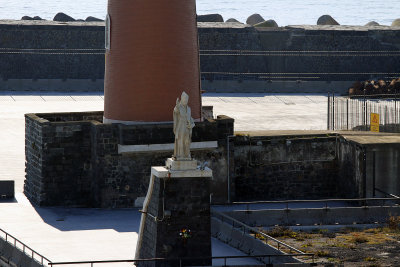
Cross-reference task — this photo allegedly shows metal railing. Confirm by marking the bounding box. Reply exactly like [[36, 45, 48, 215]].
[[327, 93, 400, 132], [48, 253, 316, 266], [0, 228, 52, 266], [0, 226, 315, 267], [211, 210, 309, 258], [375, 188, 400, 199], [219, 197, 400, 211]]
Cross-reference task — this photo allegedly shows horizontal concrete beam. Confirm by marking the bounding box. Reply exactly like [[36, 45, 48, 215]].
[[151, 166, 213, 178], [118, 141, 218, 154]]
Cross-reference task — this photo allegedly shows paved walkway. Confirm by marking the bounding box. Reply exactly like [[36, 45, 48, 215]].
[[0, 93, 328, 265], [205, 93, 328, 131]]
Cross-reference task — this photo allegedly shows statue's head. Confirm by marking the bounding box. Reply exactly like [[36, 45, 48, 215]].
[[181, 91, 189, 106]]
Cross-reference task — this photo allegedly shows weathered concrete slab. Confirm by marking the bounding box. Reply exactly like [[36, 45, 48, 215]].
[[118, 141, 218, 154], [342, 134, 400, 144]]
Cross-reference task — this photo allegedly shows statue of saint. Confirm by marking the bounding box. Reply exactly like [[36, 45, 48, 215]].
[[173, 92, 195, 160]]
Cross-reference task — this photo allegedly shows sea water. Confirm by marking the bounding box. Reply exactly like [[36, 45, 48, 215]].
[[0, 0, 398, 26]]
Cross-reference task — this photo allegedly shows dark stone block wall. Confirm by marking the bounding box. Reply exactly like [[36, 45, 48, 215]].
[[1, 20, 400, 92], [0, 21, 104, 80], [336, 138, 400, 199], [337, 138, 366, 199], [137, 176, 211, 267], [25, 111, 233, 207], [199, 25, 400, 86], [231, 134, 360, 201], [91, 116, 233, 208], [25, 110, 372, 207], [25, 112, 103, 206], [25, 114, 46, 204]]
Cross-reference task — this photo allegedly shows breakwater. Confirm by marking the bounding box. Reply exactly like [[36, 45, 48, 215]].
[[0, 20, 400, 93]]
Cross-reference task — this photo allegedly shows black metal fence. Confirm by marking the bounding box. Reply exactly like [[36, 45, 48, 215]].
[[48, 253, 316, 266], [0, 228, 51, 266], [327, 93, 400, 132]]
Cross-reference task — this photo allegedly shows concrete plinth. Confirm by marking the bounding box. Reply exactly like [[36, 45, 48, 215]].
[[135, 166, 212, 266], [165, 158, 198, 171]]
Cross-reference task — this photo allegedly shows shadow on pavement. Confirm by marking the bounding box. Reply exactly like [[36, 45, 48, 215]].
[[33, 206, 141, 233]]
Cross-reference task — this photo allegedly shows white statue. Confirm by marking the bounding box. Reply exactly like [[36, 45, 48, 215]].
[[173, 91, 195, 160]]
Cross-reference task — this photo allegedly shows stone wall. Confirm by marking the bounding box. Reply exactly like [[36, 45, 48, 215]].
[[2, 20, 400, 93], [25, 111, 398, 207], [337, 137, 366, 198], [25, 113, 48, 205], [25, 113, 101, 206], [0, 20, 104, 80], [347, 141, 400, 198], [91, 116, 233, 208], [24, 111, 234, 207], [335, 137, 400, 199], [365, 143, 400, 198], [232, 133, 400, 202], [231, 134, 343, 201]]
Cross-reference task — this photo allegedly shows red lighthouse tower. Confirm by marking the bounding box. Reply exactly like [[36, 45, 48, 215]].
[[103, 0, 202, 124]]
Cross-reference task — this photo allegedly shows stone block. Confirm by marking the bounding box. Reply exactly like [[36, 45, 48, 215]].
[[165, 158, 198, 171], [136, 167, 212, 266], [0, 180, 14, 199]]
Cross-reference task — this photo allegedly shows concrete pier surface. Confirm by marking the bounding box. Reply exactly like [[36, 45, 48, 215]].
[[204, 93, 328, 131], [0, 92, 397, 265]]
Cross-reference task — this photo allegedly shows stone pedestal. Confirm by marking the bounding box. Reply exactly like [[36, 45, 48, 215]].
[[165, 158, 198, 171], [135, 159, 212, 266]]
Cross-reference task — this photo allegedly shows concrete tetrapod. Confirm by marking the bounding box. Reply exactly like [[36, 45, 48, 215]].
[[317, 15, 340, 25], [197, 14, 224, 22], [53, 12, 75, 22], [254, 19, 279, 28], [246, 13, 265, 25], [392, 19, 400, 27], [365, 21, 380, 26]]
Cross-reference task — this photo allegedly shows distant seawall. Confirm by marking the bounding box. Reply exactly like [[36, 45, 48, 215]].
[[0, 20, 399, 93]]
